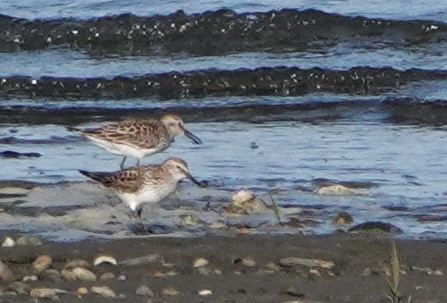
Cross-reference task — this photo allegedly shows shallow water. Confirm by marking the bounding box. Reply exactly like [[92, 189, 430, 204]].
[[1, 0, 447, 239]]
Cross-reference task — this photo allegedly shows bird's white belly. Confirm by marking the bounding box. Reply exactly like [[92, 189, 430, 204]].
[[118, 185, 175, 211], [87, 137, 158, 159]]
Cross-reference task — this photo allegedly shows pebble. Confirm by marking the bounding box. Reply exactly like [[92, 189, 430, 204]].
[[227, 189, 269, 214], [9, 282, 30, 295], [117, 274, 127, 281], [120, 254, 162, 266], [196, 267, 212, 275], [317, 184, 362, 195], [43, 269, 62, 283], [198, 289, 213, 296], [193, 257, 209, 268], [309, 269, 322, 277], [30, 288, 67, 299], [333, 212, 353, 225], [161, 287, 179, 296], [16, 236, 42, 246], [61, 269, 77, 281], [241, 257, 256, 267], [94, 255, 117, 266], [33, 255, 52, 273], [284, 287, 304, 298], [22, 275, 38, 282], [136, 284, 154, 297], [73, 267, 97, 281], [100, 272, 115, 280], [1, 237, 15, 248], [65, 259, 89, 269], [209, 222, 226, 229], [0, 260, 14, 281], [91, 286, 116, 298], [279, 257, 335, 269], [76, 287, 88, 295]]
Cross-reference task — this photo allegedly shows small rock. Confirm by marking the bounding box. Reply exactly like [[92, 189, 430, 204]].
[[73, 267, 97, 281], [120, 254, 162, 266], [198, 289, 213, 296], [193, 257, 209, 268], [348, 221, 403, 234], [61, 269, 77, 281], [165, 270, 178, 276], [94, 255, 117, 266], [43, 269, 61, 283], [196, 267, 212, 275], [284, 287, 304, 298], [3, 291, 17, 296], [362, 268, 372, 277], [117, 274, 127, 281], [33, 255, 52, 273], [0, 260, 14, 281], [265, 262, 281, 272], [309, 268, 322, 277], [333, 212, 353, 225], [433, 269, 443, 276], [65, 259, 89, 269], [327, 271, 336, 277], [227, 190, 269, 215], [236, 227, 251, 235], [30, 288, 67, 299], [22, 275, 38, 282], [9, 282, 30, 295], [91, 286, 116, 298], [241, 257, 256, 267], [76, 287, 88, 295], [279, 257, 335, 269], [317, 184, 364, 196], [1, 237, 15, 248], [16, 236, 42, 246], [161, 287, 179, 296], [210, 222, 226, 229], [214, 269, 223, 275], [136, 284, 154, 297], [100, 272, 115, 280]]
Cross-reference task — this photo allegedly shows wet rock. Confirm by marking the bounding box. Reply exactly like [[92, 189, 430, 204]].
[[0, 151, 41, 158], [0, 260, 14, 281], [333, 212, 353, 225], [9, 281, 30, 295], [227, 190, 269, 215], [91, 286, 116, 298], [209, 221, 226, 229], [193, 257, 209, 268], [120, 254, 162, 266], [2, 237, 15, 247], [196, 267, 212, 275], [348, 221, 403, 234], [32, 255, 52, 273], [42, 269, 61, 283], [279, 257, 335, 269], [100, 272, 115, 280], [317, 184, 364, 195], [136, 284, 154, 297], [161, 287, 179, 296], [72, 267, 97, 281], [16, 235, 42, 246], [94, 255, 117, 266], [30, 288, 67, 299]]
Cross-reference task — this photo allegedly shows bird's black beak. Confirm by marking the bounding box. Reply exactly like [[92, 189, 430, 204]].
[[184, 128, 202, 144], [186, 172, 205, 187]]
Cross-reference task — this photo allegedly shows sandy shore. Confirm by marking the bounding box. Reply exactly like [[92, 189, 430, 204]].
[[0, 233, 446, 302]]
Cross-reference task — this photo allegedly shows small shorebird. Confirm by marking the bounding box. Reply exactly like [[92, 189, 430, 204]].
[[79, 158, 202, 222], [68, 114, 202, 169]]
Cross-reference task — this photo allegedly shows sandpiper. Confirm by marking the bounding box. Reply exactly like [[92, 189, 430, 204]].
[[79, 158, 201, 222], [68, 114, 202, 169]]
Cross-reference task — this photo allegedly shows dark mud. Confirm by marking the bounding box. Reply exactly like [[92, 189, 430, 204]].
[[0, 67, 446, 99], [1, 234, 447, 302], [1, 9, 446, 55]]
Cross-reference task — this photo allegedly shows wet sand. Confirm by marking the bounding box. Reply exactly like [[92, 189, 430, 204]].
[[1, 233, 447, 302]]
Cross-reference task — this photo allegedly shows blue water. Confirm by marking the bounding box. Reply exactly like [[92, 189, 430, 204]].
[[1, 0, 447, 238]]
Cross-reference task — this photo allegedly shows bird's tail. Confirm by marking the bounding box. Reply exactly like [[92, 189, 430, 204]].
[[79, 170, 114, 186]]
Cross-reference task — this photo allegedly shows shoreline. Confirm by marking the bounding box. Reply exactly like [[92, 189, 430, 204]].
[[0, 233, 446, 302]]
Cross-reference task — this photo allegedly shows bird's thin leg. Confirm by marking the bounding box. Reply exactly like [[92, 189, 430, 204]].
[[136, 159, 140, 166], [120, 156, 127, 170]]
